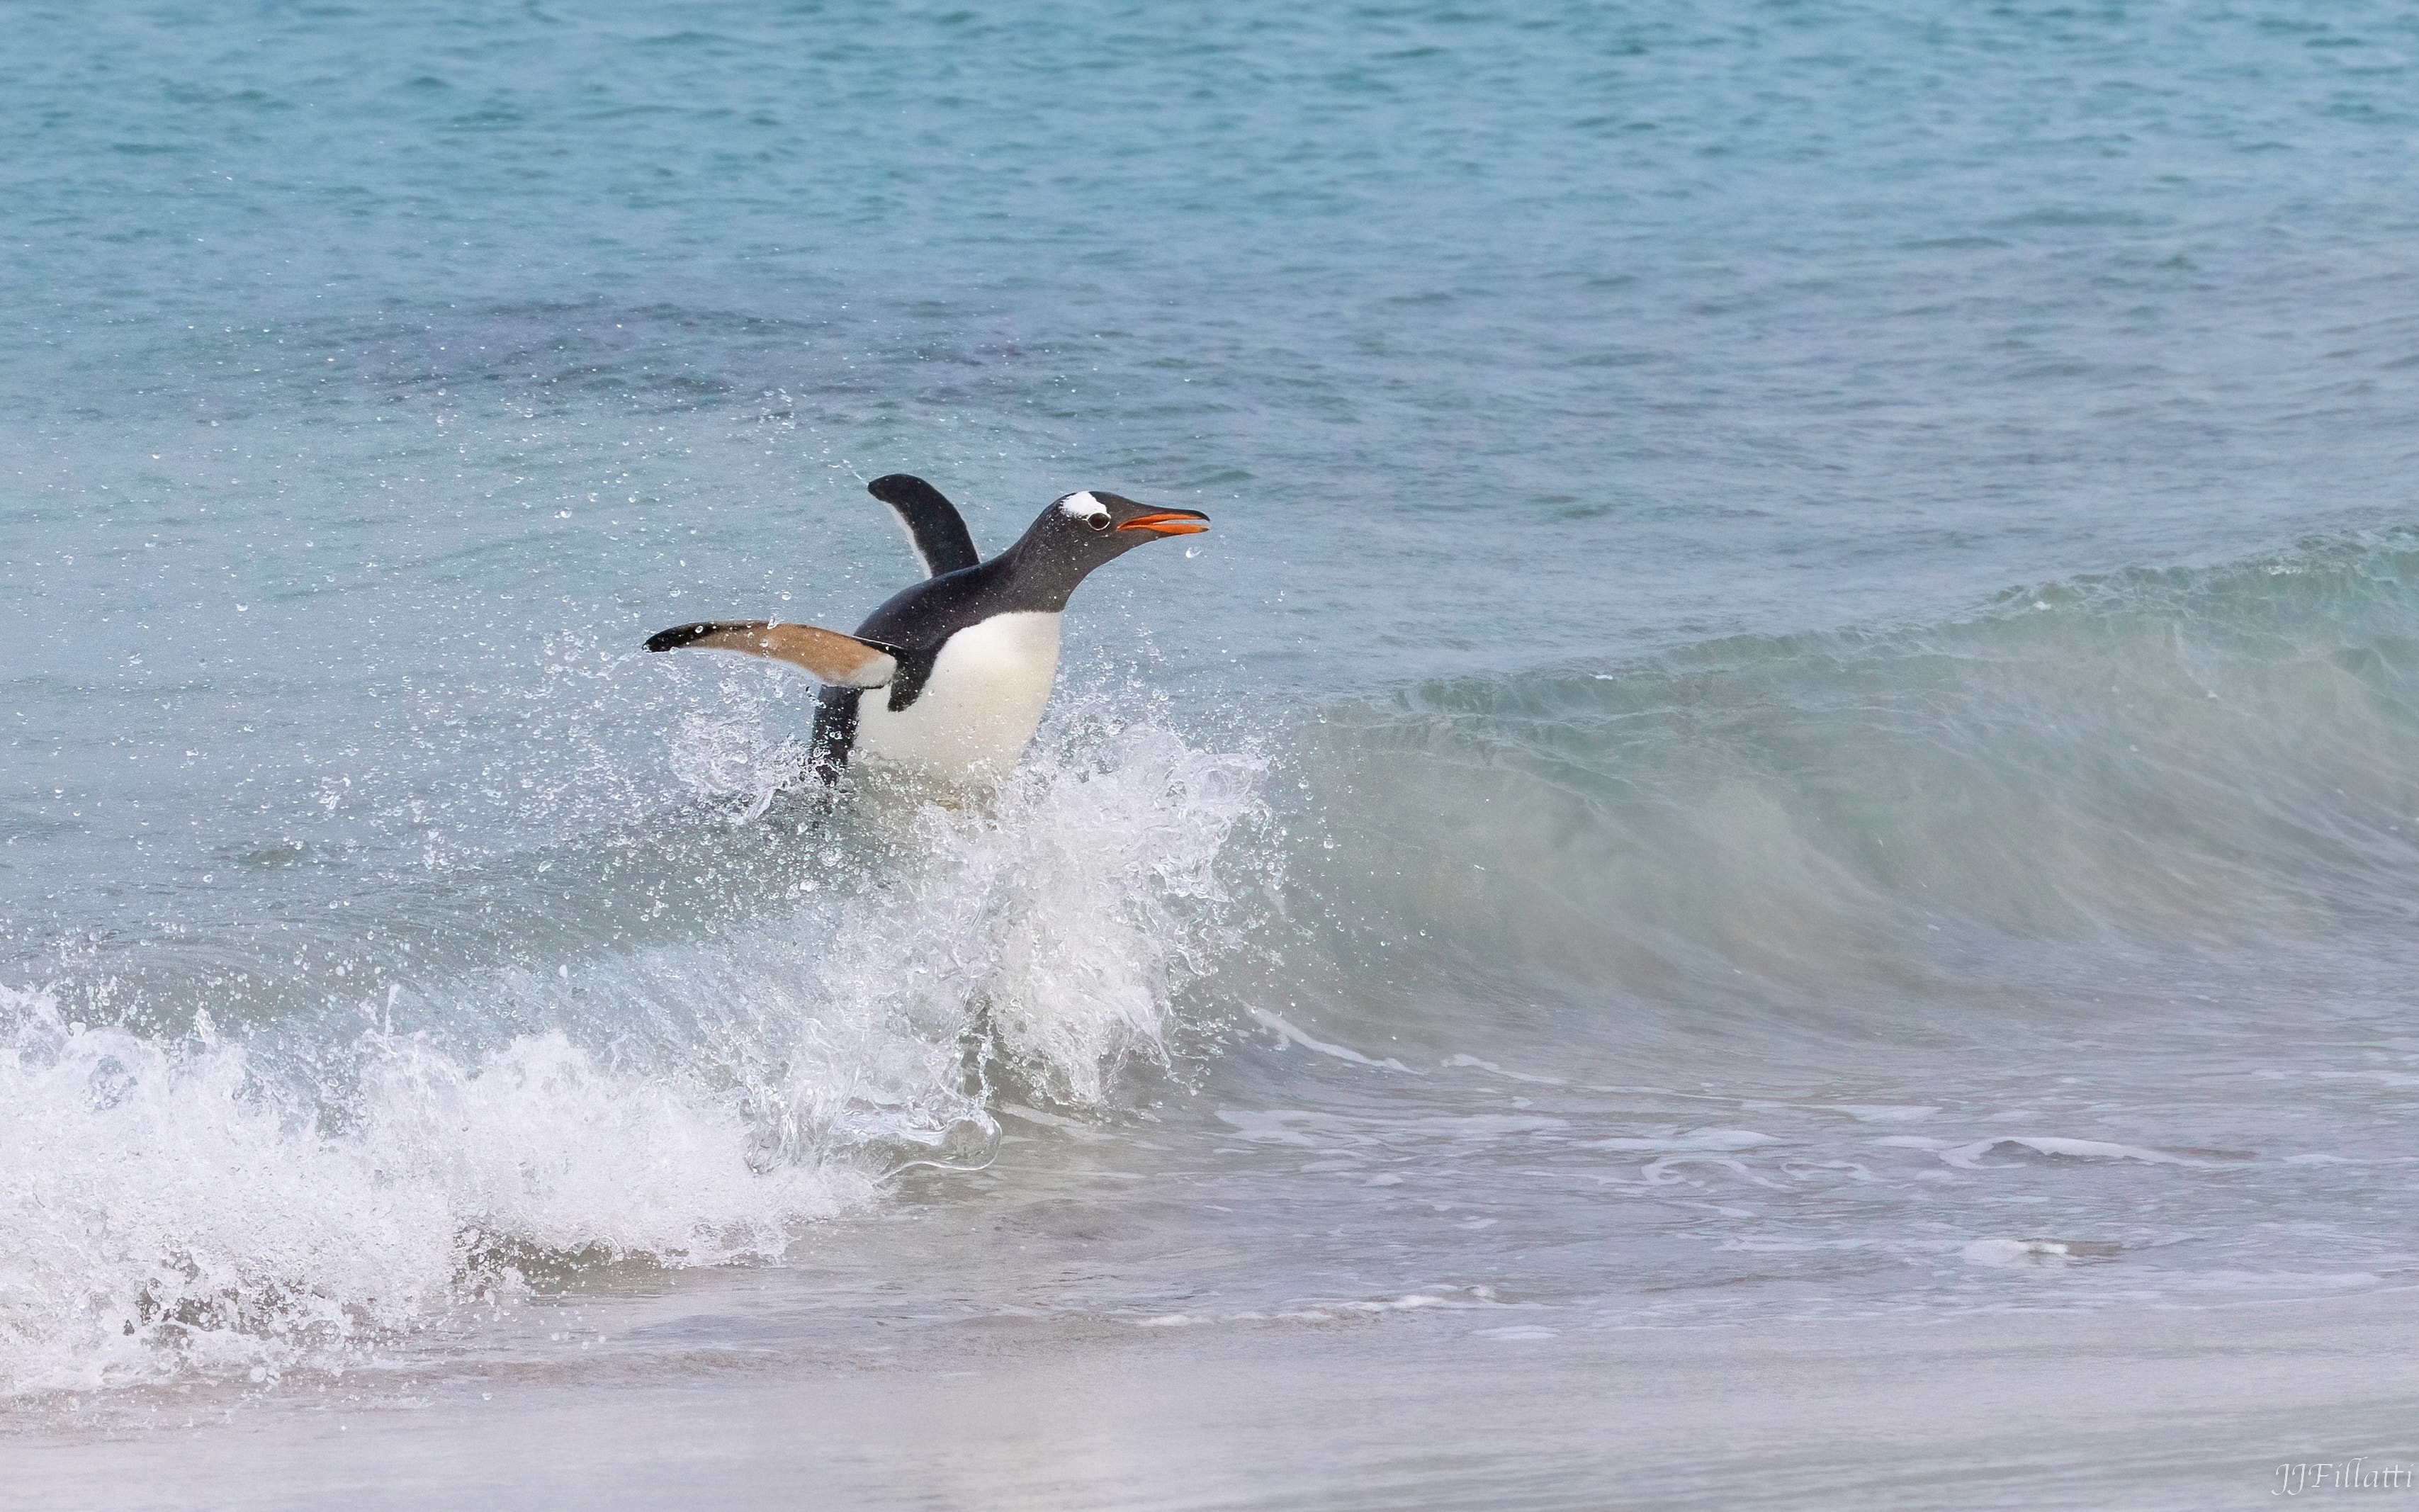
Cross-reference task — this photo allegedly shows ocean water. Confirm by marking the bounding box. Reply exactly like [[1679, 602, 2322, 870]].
[[8, 1, 2419, 1506]]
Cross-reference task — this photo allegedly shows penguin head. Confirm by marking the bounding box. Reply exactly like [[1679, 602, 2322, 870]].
[[1027, 490, 1210, 572]]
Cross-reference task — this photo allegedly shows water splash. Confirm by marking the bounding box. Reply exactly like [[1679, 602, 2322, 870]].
[[0, 718, 1268, 1396]]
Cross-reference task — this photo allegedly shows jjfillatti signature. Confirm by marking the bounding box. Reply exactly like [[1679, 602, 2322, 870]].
[[2275, 1460, 2417, 1496]]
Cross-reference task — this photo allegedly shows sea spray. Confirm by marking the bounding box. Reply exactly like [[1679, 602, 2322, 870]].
[[0, 718, 1268, 1395]]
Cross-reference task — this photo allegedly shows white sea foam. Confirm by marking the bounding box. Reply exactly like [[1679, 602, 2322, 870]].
[[1474, 1325, 1560, 1341], [1588, 1129, 1779, 1152], [1438, 1054, 1566, 1085], [0, 991, 860, 1396], [1252, 1008, 1417, 1072], [0, 720, 1266, 1396], [1936, 1136, 2224, 1170], [1961, 1239, 2106, 1268], [953, 726, 1266, 1104]]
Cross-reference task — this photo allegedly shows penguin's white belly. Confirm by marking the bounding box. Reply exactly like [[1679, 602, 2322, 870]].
[[854, 611, 1061, 780]]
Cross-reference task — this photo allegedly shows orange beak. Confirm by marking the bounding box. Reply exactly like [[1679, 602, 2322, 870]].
[[1116, 509, 1210, 536]]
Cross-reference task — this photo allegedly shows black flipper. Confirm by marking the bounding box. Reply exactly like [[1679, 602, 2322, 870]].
[[867, 473, 981, 577]]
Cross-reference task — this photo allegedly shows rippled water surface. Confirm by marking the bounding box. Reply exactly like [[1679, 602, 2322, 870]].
[[7, 2, 2419, 1506]]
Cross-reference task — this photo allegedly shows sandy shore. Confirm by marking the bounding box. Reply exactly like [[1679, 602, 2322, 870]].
[[13, 1283, 2417, 1510]]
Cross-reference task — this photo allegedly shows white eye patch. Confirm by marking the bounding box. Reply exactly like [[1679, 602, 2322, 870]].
[[1056, 490, 1109, 521]]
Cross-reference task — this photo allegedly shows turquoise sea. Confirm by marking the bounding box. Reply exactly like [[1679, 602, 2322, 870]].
[[7, 3, 2419, 1506]]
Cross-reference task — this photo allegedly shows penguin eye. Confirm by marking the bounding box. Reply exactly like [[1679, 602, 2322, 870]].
[[1086, 514, 1112, 532]]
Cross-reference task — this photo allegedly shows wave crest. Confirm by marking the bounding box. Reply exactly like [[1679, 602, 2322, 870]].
[[0, 718, 1267, 1394]]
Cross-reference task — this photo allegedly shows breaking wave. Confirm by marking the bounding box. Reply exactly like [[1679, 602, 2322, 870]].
[[11, 528, 2419, 1393], [0, 721, 1267, 1394]]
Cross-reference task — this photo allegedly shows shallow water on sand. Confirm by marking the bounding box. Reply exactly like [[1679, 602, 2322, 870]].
[[8, 1, 2419, 1505]]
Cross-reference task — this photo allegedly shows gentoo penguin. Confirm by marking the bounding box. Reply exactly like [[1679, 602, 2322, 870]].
[[645, 474, 1208, 784]]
